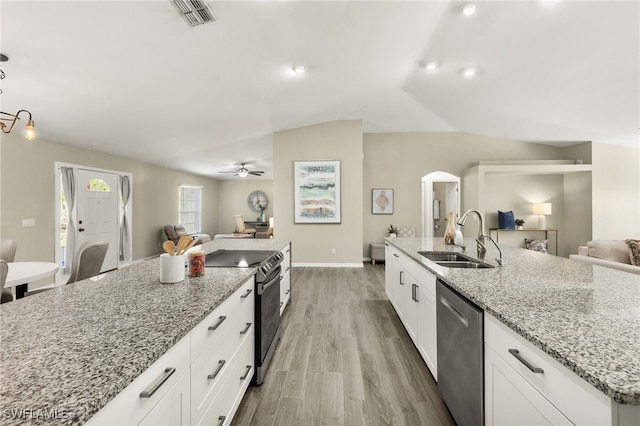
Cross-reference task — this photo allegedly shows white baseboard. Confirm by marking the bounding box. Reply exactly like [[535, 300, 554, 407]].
[[292, 262, 364, 268]]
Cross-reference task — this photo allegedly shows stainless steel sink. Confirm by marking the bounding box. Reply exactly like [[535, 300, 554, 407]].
[[419, 252, 471, 262], [418, 251, 494, 269], [434, 261, 492, 269]]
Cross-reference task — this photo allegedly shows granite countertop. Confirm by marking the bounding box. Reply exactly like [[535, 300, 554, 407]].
[[386, 237, 640, 406], [0, 239, 290, 425]]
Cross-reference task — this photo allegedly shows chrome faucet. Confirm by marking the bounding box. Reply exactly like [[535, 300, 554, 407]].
[[457, 209, 487, 261], [457, 208, 503, 266]]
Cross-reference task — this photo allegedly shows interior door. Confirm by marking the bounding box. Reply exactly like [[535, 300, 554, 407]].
[[76, 169, 119, 272]]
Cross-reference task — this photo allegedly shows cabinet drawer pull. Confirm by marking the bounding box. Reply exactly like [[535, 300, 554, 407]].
[[240, 322, 252, 334], [412, 283, 418, 302], [241, 288, 253, 299], [139, 367, 175, 398], [218, 415, 226, 426], [399, 270, 404, 285], [280, 302, 283, 307], [286, 289, 290, 294], [208, 315, 227, 331], [509, 349, 544, 374], [207, 360, 226, 380], [240, 365, 252, 380]]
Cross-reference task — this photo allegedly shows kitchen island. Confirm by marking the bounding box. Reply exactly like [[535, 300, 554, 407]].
[[0, 238, 290, 425], [386, 237, 640, 424]]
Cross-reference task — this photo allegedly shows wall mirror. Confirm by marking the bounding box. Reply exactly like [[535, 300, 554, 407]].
[[422, 171, 461, 238]]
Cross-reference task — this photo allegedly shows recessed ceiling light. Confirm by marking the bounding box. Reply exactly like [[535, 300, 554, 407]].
[[292, 64, 306, 74], [424, 60, 441, 71], [461, 3, 477, 16], [460, 67, 478, 78]]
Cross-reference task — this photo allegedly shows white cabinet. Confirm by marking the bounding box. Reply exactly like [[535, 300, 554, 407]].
[[415, 275, 437, 380], [385, 248, 438, 379], [139, 369, 191, 426], [484, 314, 611, 426], [191, 278, 254, 425], [280, 243, 291, 316], [485, 345, 571, 425], [88, 277, 255, 426], [384, 243, 394, 299]]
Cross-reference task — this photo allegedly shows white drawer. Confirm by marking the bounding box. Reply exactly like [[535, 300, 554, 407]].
[[191, 277, 254, 362], [87, 334, 190, 426], [191, 304, 254, 424], [197, 333, 255, 426], [485, 314, 610, 425]]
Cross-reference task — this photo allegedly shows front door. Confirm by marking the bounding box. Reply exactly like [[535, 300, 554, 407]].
[[76, 169, 119, 272]]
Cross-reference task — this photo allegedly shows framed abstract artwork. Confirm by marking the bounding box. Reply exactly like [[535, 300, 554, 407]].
[[294, 160, 341, 223], [372, 189, 393, 214]]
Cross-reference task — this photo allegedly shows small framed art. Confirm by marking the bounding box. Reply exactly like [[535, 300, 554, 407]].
[[372, 189, 393, 214]]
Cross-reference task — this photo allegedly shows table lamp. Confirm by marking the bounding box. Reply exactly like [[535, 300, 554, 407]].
[[532, 203, 552, 229]]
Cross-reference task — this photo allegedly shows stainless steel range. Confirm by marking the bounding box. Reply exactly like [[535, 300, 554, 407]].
[[205, 249, 284, 385]]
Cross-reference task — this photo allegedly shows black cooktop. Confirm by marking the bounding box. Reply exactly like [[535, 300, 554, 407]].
[[204, 250, 276, 268]]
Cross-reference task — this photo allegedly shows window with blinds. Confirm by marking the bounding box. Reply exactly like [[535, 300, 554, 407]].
[[178, 185, 202, 234]]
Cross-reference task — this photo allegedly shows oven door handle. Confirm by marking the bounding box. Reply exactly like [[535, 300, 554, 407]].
[[258, 268, 281, 295]]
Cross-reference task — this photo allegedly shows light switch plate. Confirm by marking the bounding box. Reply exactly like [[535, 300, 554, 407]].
[[22, 218, 36, 227]]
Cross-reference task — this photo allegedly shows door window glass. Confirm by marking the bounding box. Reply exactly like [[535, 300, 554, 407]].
[[86, 178, 111, 192]]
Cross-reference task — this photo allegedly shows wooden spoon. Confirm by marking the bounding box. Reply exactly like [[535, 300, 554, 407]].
[[179, 239, 199, 255], [162, 240, 176, 256], [176, 236, 191, 255]]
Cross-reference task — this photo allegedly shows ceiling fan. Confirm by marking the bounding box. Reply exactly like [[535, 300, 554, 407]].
[[218, 162, 264, 177]]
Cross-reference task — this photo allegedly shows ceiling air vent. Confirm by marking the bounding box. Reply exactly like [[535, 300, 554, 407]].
[[172, 0, 216, 27]]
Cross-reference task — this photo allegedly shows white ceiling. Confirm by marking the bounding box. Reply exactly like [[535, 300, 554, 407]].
[[1, 0, 638, 180]]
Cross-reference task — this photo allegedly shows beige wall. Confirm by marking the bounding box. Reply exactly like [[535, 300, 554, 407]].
[[274, 120, 363, 266], [1, 132, 220, 262], [363, 132, 567, 256], [591, 142, 640, 239], [216, 180, 274, 234], [3, 128, 636, 269]]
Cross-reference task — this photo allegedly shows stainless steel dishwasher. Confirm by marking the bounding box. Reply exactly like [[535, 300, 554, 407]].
[[436, 279, 484, 426]]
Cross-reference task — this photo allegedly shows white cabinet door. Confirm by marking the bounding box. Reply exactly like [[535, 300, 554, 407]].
[[280, 244, 291, 315], [390, 252, 402, 315], [139, 369, 191, 426], [416, 280, 437, 380], [400, 271, 418, 343], [485, 345, 571, 426], [384, 243, 393, 299]]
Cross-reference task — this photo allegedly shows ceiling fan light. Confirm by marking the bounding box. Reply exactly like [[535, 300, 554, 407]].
[[238, 168, 249, 178], [24, 119, 36, 141]]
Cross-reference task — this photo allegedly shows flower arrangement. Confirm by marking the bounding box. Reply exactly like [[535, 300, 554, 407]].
[[515, 218, 525, 229], [388, 224, 398, 235]]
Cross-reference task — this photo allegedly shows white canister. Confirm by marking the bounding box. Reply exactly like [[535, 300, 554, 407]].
[[159, 253, 186, 283]]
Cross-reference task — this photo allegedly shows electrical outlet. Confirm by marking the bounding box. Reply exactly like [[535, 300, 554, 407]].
[[331, 248, 336, 255], [22, 218, 36, 227]]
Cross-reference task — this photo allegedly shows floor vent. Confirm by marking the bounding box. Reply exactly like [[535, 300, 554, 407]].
[[172, 0, 216, 27]]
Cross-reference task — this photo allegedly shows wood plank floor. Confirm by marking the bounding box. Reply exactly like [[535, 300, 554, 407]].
[[232, 264, 455, 426]]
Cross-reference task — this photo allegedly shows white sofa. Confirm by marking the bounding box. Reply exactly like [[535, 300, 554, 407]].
[[569, 240, 640, 275]]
